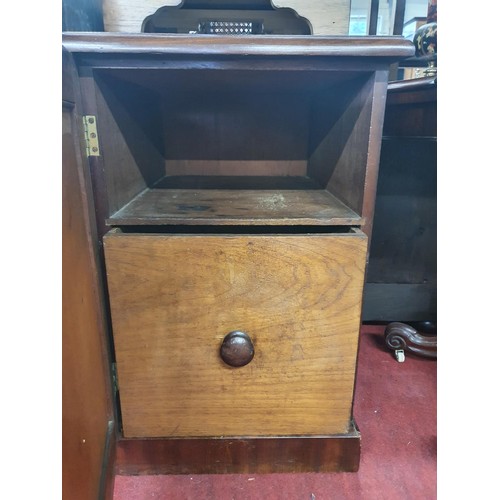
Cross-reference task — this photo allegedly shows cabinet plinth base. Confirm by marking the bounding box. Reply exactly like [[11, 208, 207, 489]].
[[115, 423, 361, 474]]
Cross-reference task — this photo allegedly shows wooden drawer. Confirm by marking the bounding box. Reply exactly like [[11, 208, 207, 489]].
[[103, 230, 367, 438]]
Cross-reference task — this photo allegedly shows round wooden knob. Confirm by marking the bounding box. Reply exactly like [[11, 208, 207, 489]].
[[220, 331, 254, 367]]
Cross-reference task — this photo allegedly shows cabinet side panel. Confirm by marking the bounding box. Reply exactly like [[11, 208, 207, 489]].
[[308, 74, 373, 211], [62, 53, 114, 500], [92, 72, 165, 215], [361, 70, 390, 243], [308, 71, 389, 242], [104, 233, 367, 438]]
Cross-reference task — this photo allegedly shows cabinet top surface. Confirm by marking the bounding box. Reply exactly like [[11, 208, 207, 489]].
[[62, 32, 414, 60]]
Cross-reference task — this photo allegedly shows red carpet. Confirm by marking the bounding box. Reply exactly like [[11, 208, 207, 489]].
[[113, 325, 437, 499]]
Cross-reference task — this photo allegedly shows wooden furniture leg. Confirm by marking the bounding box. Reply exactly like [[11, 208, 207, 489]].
[[384, 322, 437, 362]]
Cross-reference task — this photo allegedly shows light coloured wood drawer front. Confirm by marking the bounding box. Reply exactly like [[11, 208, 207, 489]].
[[104, 230, 367, 438]]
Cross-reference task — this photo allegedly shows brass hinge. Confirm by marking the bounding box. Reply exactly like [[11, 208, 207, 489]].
[[111, 362, 119, 394], [82, 115, 100, 157]]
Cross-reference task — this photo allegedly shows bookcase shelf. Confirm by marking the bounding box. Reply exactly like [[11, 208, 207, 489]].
[[107, 176, 362, 226]]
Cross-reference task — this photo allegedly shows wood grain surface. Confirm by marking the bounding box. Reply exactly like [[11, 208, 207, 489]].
[[62, 50, 114, 500], [101, 0, 352, 35], [107, 187, 363, 226], [308, 74, 373, 213], [115, 425, 361, 474], [93, 71, 165, 216], [104, 231, 367, 438], [358, 69, 391, 243], [62, 33, 415, 60]]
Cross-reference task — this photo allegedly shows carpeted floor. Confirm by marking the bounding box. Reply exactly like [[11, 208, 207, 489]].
[[113, 325, 437, 499]]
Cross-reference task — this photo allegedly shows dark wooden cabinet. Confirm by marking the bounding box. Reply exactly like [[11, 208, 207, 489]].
[[62, 33, 413, 479], [363, 77, 437, 322]]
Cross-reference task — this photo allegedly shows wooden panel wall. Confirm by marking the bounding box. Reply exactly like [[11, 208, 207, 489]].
[[102, 0, 351, 35], [92, 73, 165, 216], [62, 51, 114, 499], [307, 71, 389, 241], [163, 89, 309, 177], [308, 75, 373, 215]]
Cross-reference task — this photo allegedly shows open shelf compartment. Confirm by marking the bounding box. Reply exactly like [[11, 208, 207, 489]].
[[92, 65, 380, 227]]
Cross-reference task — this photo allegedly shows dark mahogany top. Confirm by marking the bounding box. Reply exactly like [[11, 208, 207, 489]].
[[62, 33, 414, 60]]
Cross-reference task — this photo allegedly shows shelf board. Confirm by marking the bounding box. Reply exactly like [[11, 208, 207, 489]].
[[107, 177, 362, 227]]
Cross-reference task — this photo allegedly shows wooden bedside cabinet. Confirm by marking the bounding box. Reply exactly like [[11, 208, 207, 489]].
[[62, 33, 413, 474]]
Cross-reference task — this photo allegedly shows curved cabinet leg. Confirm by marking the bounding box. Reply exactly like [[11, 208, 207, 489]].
[[384, 322, 437, 362]]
